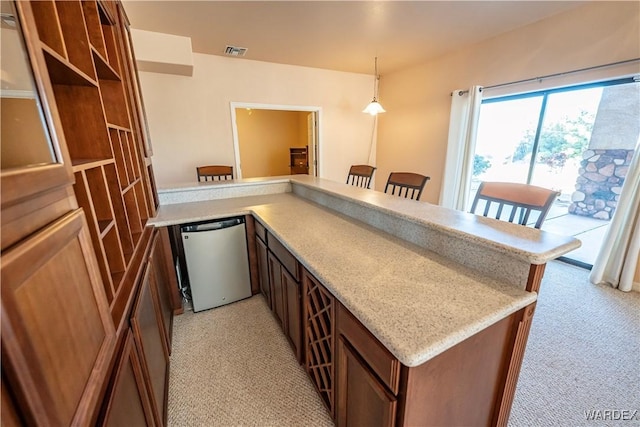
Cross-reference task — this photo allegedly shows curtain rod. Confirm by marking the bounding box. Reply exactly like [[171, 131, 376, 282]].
[[452, 57, 640, 96]]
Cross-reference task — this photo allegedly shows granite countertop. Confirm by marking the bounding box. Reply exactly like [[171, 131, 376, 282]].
[[289, 176, 581, 264], [150, 192, 537, 367], [155, 176, 580, 265]]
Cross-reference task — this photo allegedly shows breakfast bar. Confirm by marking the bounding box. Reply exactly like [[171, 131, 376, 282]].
[[150, 175, 580, 426]]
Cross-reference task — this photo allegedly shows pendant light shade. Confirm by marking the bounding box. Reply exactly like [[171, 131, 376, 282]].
[[363, 100, 386, 115], [363, 57, 385, 115]]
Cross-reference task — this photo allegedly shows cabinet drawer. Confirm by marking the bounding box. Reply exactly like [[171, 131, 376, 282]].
[[255, 219, 267, 243], [337, 303, 401, 395], [267, 231, 300, 281]]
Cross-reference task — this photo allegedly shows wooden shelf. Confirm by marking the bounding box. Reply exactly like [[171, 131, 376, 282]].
[[52, 84, 112, 161], [82, 1, 108, 59], [30, 0, 157, 333], [72, 158, 114, 172], [107, 123, 131, 132], [103, 225, 126, 286], [98, 219, 115, 236], [42, 44, 97, 87], [92, 48, 121, 81], [73, 170, 114, 301], [110, 271, 125, 292], [30, 1, 67, 59], [54, 0, 96, 80], [103, 163, 134, 264]]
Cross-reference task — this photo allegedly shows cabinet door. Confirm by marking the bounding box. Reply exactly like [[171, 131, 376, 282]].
[[1, 210, 116, 426], [268, 251, 285, 327], [283, 268, 302, 363], [337, 337, 397, 427], [131, 264, 169, 427], [149, 227, 180, 352], [100, 331, 155, 427], [256, 236, 271, 308]]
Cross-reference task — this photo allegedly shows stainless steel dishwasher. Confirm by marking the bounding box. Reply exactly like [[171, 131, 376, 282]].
[[181, 217, 252, 312]]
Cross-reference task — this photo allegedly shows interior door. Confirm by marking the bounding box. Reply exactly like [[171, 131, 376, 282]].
[[308, 112, 318, 176]]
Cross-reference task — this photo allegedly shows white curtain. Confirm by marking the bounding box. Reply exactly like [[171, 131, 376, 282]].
[[590, 137, 640, 292], [439, 86, 483, 210]]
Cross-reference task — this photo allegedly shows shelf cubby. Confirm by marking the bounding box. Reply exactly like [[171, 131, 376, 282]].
[[99, 79, 130, 128], [54, 0, 96, 81], [134, 180, 150, 225], [73, 170, 114, 301], [123, 185, 143, 246], [72, 158, 114, 173], [30, 0, 66, 58], [81, 0, 108, 59], [52, 83, 112, 161], [102, 224, 126, 289], [42, 45, 97, 87], [109, 128, 129, 188], [84, 166, 115, 234], [104, 163, 134, 262], [92, 48, 121, 81], [127, 132, 142, 180], [100, 12, 121, 75], [120, 131, 136, 182]]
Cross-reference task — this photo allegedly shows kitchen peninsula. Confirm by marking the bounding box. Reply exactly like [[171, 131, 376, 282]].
[[150, 175, 580, 426]]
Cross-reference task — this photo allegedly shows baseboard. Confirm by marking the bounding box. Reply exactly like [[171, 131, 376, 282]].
[[557, 256, 592, 270], [633, 281, 640, 293]]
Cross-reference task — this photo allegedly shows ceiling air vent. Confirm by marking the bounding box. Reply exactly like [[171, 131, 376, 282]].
[[224, 45, 248, 57]]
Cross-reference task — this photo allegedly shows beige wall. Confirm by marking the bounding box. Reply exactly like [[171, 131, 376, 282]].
[[236, 109, 308, 178], [137, 53, 376, 186], [376, 1, 640, 203]]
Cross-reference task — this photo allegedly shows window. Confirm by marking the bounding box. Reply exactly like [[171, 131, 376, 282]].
[[471, 78, 639, 267]]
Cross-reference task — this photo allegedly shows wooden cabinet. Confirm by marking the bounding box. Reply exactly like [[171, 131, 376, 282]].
[[100, 331, 155, 427], [283, 267, 302, 362], [268, 251, 286, 326], [334, 299, 534, 427], [303, 270, 336, 417], [149, 227, 182, 352], [254, 220, 303, 363], [255, 234, 271, 308], [131, 259, 170, 426], [336, 303, 399, 427], [337, 337, 397, 427], [1, 210, 116, 426], [1, 1, 176, 425], [289, 147, 308, 174]]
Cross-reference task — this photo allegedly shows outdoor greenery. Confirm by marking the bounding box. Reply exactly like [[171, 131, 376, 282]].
[[473, 154, 491, 177], [511, 110, 595, 169]]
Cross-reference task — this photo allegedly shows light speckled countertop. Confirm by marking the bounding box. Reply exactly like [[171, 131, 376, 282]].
[[150, 191, 538, 367]]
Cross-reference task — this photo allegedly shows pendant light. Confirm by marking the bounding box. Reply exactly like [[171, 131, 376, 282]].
[[363, 56, 386, 115]]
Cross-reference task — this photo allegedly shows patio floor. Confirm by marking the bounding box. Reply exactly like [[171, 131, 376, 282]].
[[541, 201, 610, 267]]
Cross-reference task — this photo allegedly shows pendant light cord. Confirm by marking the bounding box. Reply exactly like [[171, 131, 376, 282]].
[[374, 57, 379, 100]]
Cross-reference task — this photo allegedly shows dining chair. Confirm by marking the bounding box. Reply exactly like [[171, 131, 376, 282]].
[[196, 165, 234, 182], [469, 181, 559, 229], [346, 165, 376, 189], [384, 172, 430, 200]]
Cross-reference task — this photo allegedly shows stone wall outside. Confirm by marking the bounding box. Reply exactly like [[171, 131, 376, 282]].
[[569, 148, 633, 220]]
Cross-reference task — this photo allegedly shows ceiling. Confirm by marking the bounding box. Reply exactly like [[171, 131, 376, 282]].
[[122, 1, 585, 75]]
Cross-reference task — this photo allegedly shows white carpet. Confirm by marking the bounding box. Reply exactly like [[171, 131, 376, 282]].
[[167, 261, 640, 426], [167, 296, 333, 426]]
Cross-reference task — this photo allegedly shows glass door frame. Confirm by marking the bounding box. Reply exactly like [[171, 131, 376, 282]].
[[480, 77, 636, 187]]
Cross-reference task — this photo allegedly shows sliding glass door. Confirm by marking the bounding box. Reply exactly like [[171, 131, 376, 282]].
[[470, 78, 639, 267]]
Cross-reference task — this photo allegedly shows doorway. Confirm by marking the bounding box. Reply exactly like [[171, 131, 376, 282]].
[[230, 102, 320, 179]]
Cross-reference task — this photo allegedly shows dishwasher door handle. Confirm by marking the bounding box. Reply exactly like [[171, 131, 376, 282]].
[[182, 217, 244, 233]]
